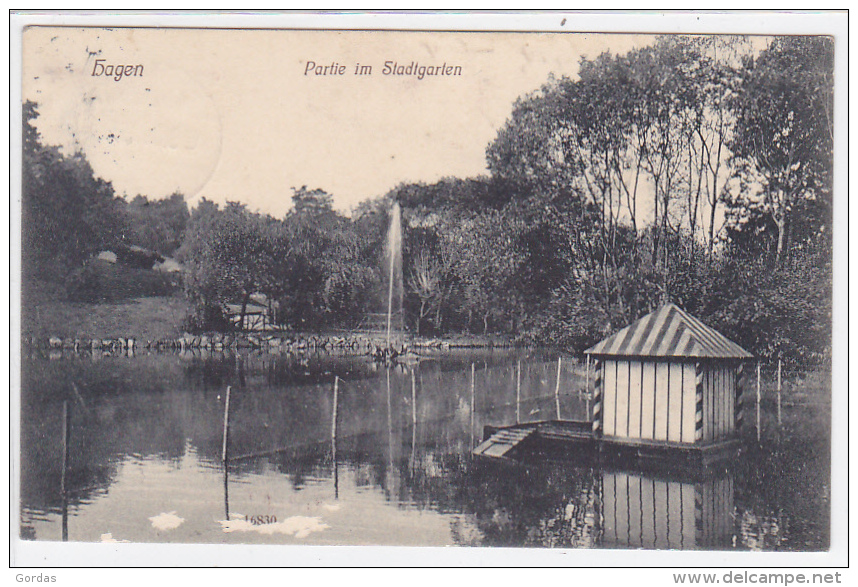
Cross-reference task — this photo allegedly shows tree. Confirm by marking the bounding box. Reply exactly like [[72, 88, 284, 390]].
[[729, 36, 834, 266], [703, 253, 831, 362], [388, 176, 511, 216], [22, 100, 128, 286], [686, 36, 752, 258], [320, 201, 381, 328], [179, 200, 287, 329], [179, 187, 387, 332], [440, 210, 529, 334], [406, 251, 443, 335], [486, 39, 710, 322], [282, 187, 345, 329], [125, 192, 190, 257]]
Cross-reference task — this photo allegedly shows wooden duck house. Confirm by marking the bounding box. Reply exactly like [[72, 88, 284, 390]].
[[585, 304, 752, 450]]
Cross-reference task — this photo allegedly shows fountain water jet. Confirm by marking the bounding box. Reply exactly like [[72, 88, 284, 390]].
[[385, 201, 403, 349]]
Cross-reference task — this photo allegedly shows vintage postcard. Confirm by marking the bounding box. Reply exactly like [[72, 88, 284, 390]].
[[10, 11, 847, 570]]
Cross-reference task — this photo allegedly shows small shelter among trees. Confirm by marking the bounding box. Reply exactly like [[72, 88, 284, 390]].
[[223, 293, 276, 331], [585, 304, 753, 447]]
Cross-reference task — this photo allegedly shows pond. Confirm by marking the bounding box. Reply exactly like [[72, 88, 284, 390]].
[[18, 348, 830, 550]]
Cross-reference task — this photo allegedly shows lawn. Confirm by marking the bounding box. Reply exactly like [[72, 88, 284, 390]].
[[22, 295, 191, 342]]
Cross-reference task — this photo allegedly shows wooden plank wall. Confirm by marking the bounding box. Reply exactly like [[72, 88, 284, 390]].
[[616, 361, 630, 438], [628, 361, 642, 438], [604, 360, 698, 444], [641, 362, 656, 440], [668, 362, 683, 442], [603, 359, 736, 444], [702, 364, 736, 442]]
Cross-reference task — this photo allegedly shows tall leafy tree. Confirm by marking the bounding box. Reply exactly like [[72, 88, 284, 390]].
[[281, 187, 344, 328], [486, 39, 707, 322], [729, 36, 834, 266], [442, 210, 529, 334], [125, 192, 190, 257], [179, 200, 287, 328], [22, 100, 128, 285], [685, 36, 752, 258]]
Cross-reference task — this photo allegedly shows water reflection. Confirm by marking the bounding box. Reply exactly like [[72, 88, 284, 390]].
[[223, 463, 230, 522], [332, 376, 339, 501], [60, 401, 70, 542], [19, 349, 828, 550], [600, 469, 733, 549]]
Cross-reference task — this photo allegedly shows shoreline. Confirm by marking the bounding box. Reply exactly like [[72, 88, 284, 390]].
[[21, 295, 527, 356], [22, 330, 524, 356]]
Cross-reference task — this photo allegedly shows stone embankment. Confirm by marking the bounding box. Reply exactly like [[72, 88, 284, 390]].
[[23, 332, 510, 356]]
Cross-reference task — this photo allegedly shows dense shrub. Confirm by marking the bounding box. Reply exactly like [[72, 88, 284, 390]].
[[65, 261, 178, 303]]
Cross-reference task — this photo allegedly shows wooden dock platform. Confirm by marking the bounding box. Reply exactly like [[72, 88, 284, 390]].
[[473, 419, 740, 466], [472, 426, 536, 459], [473, 420, 595, 461]]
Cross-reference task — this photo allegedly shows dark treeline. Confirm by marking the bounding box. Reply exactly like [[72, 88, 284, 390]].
[[22, 36, 833, 363], [22, 99, 190, 302]]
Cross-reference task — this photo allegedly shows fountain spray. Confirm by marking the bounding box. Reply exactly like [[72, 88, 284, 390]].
[[386, 202, 402, 350]]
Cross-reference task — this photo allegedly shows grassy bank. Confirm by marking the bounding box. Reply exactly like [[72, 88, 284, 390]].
[[22, 295, 191, 342], [20, 293, 516, 350]]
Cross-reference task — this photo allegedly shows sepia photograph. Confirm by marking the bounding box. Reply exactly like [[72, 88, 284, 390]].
[[10, 10, 847, 568]]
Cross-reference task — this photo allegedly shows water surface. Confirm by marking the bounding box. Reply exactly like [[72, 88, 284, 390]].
[[19, 349, 830, 549]]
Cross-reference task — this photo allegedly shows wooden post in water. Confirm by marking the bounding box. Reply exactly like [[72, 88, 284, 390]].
[[411, 369, 418, 468], [331, 375, 340, 446], [221, 384, 232, 519], [331, 376, 339, 499], [331, 376, 339, 450], [470, 363, 476, 448], [516, 360, 521, 424], [756, 363, 761, 443], [221, 385, 232, 463], [777, 358, 783, 427], [554, 357, 562, 420], [61, 400, 70, 542], [412, 370, 417, 428]]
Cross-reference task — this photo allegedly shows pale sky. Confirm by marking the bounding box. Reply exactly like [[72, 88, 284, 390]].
[[23, 27, 654, 217]]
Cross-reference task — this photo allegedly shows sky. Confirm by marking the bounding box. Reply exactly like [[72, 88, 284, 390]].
[[23, 27, 654, 217]]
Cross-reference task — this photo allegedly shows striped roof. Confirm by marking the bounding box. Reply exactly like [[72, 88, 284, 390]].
[[585, 304, 752, 359]]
